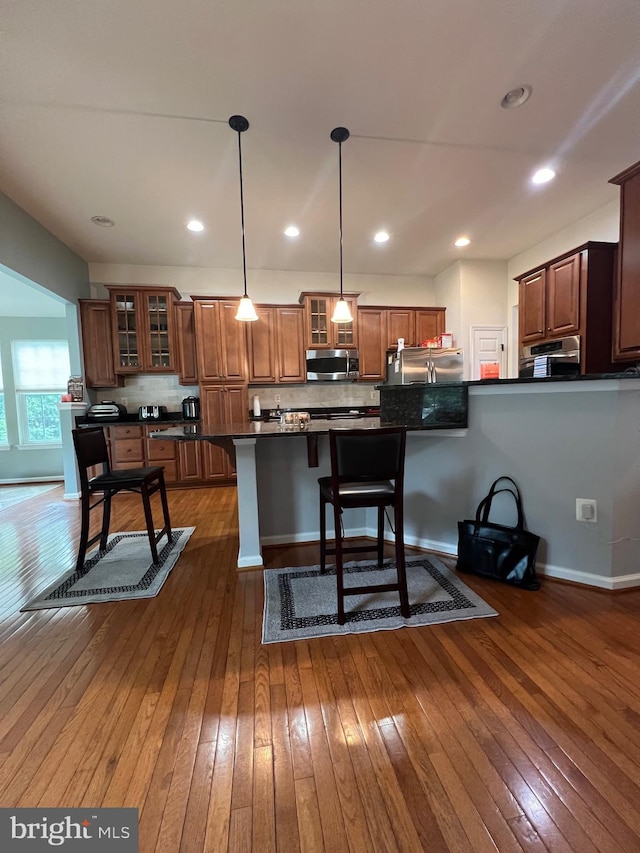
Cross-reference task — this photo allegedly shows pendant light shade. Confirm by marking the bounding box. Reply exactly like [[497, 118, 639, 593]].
[[330, 126, 353, 324], [229, 115, 258, 321]]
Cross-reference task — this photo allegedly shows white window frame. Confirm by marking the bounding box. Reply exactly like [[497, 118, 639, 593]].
[[0, 353, 7, 448], [12, 340, 70, 448]]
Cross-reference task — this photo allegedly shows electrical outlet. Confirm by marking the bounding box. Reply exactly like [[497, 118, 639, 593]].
[[576, 498, 597, 523], [121, 397, 128, 407], [274, 394, 281, 404], [370, 389, 377, 400]]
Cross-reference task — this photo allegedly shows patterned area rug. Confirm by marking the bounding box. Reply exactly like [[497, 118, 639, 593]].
[[262, 554, 498, 643], [21, 527, 195, 610]]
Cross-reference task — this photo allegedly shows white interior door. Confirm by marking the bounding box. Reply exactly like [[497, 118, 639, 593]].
[[470, 325, 507, 380]]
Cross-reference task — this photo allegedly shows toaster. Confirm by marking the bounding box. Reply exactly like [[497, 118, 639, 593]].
[[138, 405, 167, 421], [86, 401, 128, 420]]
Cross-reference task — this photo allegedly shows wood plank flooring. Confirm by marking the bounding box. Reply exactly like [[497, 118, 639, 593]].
[[1, 483, 640, 851]]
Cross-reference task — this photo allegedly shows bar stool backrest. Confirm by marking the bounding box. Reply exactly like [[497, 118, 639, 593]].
[[329, 426, 406, 486], [73, 427, 111, 484]]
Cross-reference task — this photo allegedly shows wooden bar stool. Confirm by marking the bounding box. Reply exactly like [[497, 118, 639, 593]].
[[318, 426, 410, 624], [72, 427, 172, 572]]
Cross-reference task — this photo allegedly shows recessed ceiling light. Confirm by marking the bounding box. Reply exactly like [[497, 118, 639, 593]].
[[374, 231, 390, 243], [500, 85, 533, 109], [531, 167, 556, 185], [284, 225, 300, 237], [187, 220, 205, 232], [454, 236, 471, 247], [91, 215, 115, 227]]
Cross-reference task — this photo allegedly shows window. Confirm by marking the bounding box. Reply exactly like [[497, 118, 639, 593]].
[[0, 354, 7, 446], [12, 341, 70, 445]]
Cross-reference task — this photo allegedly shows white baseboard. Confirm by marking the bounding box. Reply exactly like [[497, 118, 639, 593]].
[[0, 477, 63, 485]]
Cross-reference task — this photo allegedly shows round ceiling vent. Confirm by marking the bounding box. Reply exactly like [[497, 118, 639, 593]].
[[91, 215, 115, 227], [500, 85, 533, 109]]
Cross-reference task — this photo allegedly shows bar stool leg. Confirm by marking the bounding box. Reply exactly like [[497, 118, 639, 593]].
[[394, 500, 410, 618], [158, 474, 172, 543], [99, 492, 112, 551], [334, 503, 346, 625], [319, 492, 327, 574], [377, 505, 385, 566], [75, 491, 92, 573], [141, 486, 160, 565]]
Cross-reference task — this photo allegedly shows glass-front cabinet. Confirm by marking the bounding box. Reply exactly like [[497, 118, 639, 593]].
[[106, 286, 181, 373], [300, 292, 358, 349]]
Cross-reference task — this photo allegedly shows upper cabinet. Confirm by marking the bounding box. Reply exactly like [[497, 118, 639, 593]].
[[299, 292, 358, 349], [174, 301, 198, 385], [192, 297, 248, 382], [358, 306, 446, 381], [248, 305, 305, 384], [79, 299, 122, 388], [105, 285, 181, 373], [516, 242, 618, 373], [610, 160, 640, 362]]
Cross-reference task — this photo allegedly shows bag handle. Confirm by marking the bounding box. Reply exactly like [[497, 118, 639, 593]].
[[476, 481, 525, 530]]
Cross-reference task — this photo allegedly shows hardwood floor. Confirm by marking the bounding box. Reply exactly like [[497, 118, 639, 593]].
[[1, 484, 640, 852]]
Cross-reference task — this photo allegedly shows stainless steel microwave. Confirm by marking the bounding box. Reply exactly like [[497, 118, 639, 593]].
[[306, 349, 359, 381]]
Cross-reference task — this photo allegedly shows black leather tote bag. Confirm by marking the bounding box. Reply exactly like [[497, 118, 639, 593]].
[[457, 476, 541, 590]]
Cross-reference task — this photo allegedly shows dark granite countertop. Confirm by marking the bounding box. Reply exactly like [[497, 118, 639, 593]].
[[75, 412, 199, 426], [376, 370, 640, 390]]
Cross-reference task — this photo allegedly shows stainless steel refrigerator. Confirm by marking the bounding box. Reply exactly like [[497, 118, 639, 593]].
[[385, 347, 464, 384]]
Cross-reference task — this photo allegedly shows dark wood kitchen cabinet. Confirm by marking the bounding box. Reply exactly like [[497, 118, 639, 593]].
[[107, 424, 178, 483], [174, 301, 198, 384], [248, 304, 305, 383], [516, 241, 618, 373], [199, 384, 247, 480], [299, 292, 358, 349], [192, 297, 248, 383], [79, 299, 122, 388], [105, 285, 181, 373], [357, 306, 447, 381], [610, 160, 640, 362]]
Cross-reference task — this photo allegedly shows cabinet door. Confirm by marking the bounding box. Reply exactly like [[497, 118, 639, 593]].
[[358, 308, 387, 381], [175, 302, 198, 384], [547, 254, 581, 336], [111, 289, 144, 371], [276, 307, 305, 382], [140, 290, 176, 370], [248, 306, 277, 383], [303, 295, 357, 349], [518, 271, 546, 343], [387, 309, 415, 348], [79, 300, 121, 388], [200, 386, 229, 480], [194, 301, 223, 382], [613, 168, 640, 360], [415, 309, 446, 346], [177, 441, 204, 482], [218, 301, 248, 380]]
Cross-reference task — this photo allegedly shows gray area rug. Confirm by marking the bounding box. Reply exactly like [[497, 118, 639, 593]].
[[21, 527, 195, 610], [262, 554, 498, 643]]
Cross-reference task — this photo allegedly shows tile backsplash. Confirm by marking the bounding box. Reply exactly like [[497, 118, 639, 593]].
[[91, 375, 198, 414], [91, 376, 379, 415]]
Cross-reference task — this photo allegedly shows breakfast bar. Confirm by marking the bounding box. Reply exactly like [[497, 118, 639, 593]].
[[153, 376, 640, 589]]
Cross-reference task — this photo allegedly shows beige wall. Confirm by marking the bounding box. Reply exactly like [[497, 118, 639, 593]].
[[88, 264, 437, 307]]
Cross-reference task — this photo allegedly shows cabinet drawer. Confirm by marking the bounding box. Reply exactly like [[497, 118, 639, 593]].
[[146, 439, 177, 461], [157, 461, 178, 482], [109, 425, 143, 439], [113, 439, 144, 463]]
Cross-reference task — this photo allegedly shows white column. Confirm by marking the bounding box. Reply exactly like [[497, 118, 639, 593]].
[[233, 437, 264, 569], [57, 402, 89, 500]]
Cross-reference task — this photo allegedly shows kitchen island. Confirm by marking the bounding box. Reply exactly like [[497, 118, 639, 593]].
[[153, 376, 640, 589]]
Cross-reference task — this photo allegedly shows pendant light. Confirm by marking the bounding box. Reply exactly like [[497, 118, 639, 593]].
[[330, 126, 353, 324], [229, 115, 258, 321]]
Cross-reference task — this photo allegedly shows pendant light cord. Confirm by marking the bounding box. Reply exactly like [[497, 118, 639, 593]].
[[236, 130, 248, 299], [338, 138, 344, 298]]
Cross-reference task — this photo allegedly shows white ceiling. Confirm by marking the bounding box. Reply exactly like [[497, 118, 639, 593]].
[[2, 0, 639, 304]]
